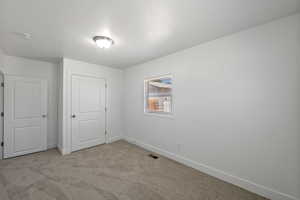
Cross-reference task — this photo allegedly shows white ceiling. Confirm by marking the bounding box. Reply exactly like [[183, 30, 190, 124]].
[[0, 0, 299, 68]]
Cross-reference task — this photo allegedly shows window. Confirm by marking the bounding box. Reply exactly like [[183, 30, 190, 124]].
[[144, 75, 172, 114]]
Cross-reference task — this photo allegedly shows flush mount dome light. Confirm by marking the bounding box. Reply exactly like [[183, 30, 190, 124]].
[[12, 32, 32, 40], [93, 36, 114, 48]]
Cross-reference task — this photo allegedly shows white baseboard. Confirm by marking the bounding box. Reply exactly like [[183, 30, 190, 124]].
[[125, 137, 298, 200], [56, 135, 123, 155], [109, 135, 123, 143], [47, 143, 57, 149], [57, 145, 68, 155]]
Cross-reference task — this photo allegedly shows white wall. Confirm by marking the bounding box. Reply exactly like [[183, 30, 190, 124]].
[[57, 59, 64, 152], [124, 14, 300, 200], [0, 48, 4, 67], [58, 58, 123, 154], [0, 55, 59, 149]]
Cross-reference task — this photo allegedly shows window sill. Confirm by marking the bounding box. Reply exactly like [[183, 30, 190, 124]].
[[144, 112, 174, 119]]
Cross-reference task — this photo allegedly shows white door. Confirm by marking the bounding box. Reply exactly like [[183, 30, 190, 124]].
[[0, 75, 3, 159], [71, 75, 106, 152], [4, 76, 47, 158]]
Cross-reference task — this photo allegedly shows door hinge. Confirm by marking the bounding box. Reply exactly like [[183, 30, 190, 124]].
[[1, 112, 3, 117], [105, 83, 107, 88], [1, 142, 3, 147], [105, 130, 107, 135], [105, 107, 107, 112], [1, 82, 4, 87]]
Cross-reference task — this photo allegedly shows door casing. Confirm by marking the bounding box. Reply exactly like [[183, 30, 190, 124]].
[[0, 73, 3, 159]]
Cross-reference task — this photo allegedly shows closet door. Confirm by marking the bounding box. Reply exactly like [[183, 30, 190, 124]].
[[71, 75, 106, 152], [4, 76, 47, 158]]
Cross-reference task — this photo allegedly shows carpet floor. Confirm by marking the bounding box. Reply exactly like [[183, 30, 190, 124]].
[[0, 140, 268, 200]]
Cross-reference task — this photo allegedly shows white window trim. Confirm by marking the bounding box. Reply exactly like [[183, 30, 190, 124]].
[[144, 74, 173, 118], [144, 112, 175, 119]]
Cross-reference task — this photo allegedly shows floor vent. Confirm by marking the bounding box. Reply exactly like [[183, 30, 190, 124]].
[[148, 154, 159, 159]]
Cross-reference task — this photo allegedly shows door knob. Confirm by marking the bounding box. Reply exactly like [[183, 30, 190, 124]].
[[42, 114, 47, 118], [72, 114, 76, 118]]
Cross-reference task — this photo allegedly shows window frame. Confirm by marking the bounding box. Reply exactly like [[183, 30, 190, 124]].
[[144, 74, 174, 118]]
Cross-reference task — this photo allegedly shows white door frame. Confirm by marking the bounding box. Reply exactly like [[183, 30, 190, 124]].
[[0, 72, 4, 160], [67, 72, 107, 154]]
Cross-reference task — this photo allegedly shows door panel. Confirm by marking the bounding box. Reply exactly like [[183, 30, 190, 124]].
[[14, 82, 41, 119], [79, 120, 100, 142], [79, 80, 102, 112], [4, 76, 47, 158], [14, 126, 41, 153], [71, 75, 106, 152]]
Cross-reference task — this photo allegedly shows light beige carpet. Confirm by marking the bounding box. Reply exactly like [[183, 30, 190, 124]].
[[0, 140, 268, 200]]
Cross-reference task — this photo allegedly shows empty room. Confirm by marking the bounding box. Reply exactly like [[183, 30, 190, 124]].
[[0, 0, 299, 200]]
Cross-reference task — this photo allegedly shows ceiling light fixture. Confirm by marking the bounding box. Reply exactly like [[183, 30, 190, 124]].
[[12, 32, 32, 40], [93, 36, 114, 49]]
